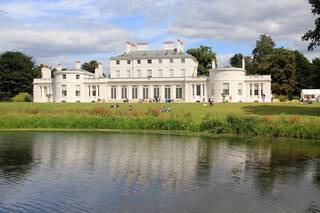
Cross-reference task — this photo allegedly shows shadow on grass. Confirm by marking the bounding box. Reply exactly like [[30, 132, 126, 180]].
[[242, 105, 320, 116]]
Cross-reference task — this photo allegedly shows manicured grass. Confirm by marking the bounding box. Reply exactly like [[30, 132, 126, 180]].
[[0, 102, 319, 139]]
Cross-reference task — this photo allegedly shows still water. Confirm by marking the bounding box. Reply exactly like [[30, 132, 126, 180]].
[[0, 132, 319, 213]]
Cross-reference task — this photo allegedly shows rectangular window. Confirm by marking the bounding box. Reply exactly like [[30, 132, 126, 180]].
[[121, 86, 127, 99], [132, 86, 138, 99], [158, 69, 163, 77], [147, 70, 152, 77], [143, 86, 149, 99], [238, 83, 242, 96], [137, 60, 141, 64], [170, 69, 173, 77], [75, 85, 81, 97], [116, 70, 120, 78], [170, 58, 173, 63], [181, 69, 185, 76], [154, 86, 160, 99], [92, 86, 97, 96], [127, 70, 131, 77], [137, 70, 141, 78], [181, 58, 185, 63], [76, 74, 80, 79], [111, 86, 117, 99], [254, 84, 259, 95], [127, 60, 131, 65], [116, 60, 120, 65], [196, 85, 201, 96], [250, 84, 252, 96], [261, 83, 264, 95], [147, 59, 152, 64], [223, 83, 229, 95], [165, 86, 171, 99], [62, 74, 66, 79], [62, 85, 67, 96], [176, 87, 183, 99], [158, 59, 162, 64]]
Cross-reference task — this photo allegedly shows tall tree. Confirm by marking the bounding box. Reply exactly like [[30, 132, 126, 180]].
[[187, 46, 217, 76], [312, 58, 320, 88], [230, 53, 244, 68], [293, 51, 314, 94], [252, 34, 275, 69], [0, 51, 36, 101], [257, 48, 298, 96], [81, 60, 98, 73], [244, 56, 256, 75], [302, 0, 320, 51]]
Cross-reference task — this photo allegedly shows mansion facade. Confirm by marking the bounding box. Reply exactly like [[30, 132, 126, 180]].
[[33, 40, 272, 103]]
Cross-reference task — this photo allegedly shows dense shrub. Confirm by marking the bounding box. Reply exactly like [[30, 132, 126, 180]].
[[278, 95, 288, 102], [10, 93, 32, 102]]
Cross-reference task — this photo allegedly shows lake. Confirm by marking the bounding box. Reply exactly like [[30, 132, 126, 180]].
[[0, 132, 319, 213]]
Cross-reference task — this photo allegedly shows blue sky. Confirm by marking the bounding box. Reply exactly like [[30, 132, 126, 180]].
[[0, 0, 318, 71]]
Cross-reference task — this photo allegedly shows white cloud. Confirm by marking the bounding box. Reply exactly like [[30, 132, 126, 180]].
[[0, 0, 319, 67], [0, 27, 129, 57], [170, 0, 315, 51]]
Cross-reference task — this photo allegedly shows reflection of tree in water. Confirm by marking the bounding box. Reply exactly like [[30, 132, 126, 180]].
[[253, 142, 319, 194], [0, 133, 34, 183], [314, 159, 320, 189], [195, 139, 215, 187]]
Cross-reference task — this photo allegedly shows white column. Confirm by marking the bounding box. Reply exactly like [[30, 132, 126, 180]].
[[150, 85, 153, 100], [128, 85, 131, 100], [117, 86, 121, 100], [172, 85, 176, 100], [258, 83, 261, 100], [204, 83, 207, 101], [160, 85, 164, 101], [139, 85, 143, 99]]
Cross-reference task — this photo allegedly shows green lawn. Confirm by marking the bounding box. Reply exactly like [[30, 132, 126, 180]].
[[0, 102, 319, 121], [0, 102, 319, 139]]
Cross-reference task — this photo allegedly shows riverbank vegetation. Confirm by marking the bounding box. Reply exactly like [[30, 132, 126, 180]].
[[0, 102, 319, 139]]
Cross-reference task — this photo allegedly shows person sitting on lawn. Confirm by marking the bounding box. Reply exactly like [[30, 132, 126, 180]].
[[111, 104, 119, 108], [208, 97, 214, 106]]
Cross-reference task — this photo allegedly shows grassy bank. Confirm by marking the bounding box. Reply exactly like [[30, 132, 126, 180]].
[[0, 102, 319, 139]]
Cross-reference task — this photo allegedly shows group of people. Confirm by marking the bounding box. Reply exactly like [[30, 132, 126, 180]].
[[301, 97, 319, 104]]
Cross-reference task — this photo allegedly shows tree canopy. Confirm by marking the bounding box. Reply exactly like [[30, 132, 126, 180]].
[[312, 58, 320, 88], [302, 0, 320, 51], [187, 46, 217, 76], [257, 48, 298, 96], [293, 51, 314, 94], [81, 60, 98, 73], [230, 54, 244, 68], [0, 52, 36, 101], [252, 34, 275, 69]]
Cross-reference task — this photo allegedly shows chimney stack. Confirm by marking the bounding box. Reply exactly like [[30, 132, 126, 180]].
[[212, 59, 217, 69], [125, 41, 136, 53], [176, 39, 184, 52], [57, 64, 62, 72], [242, 57, 245, 70], [75, 61, 81, 70], [136, 42, 149, 51], [163, 41, 174, 50], [41, 65, 51, 79], [94, 62, 103, 78]]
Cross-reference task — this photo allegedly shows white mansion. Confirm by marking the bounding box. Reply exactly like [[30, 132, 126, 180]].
[[33, 40, 272, 103]]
